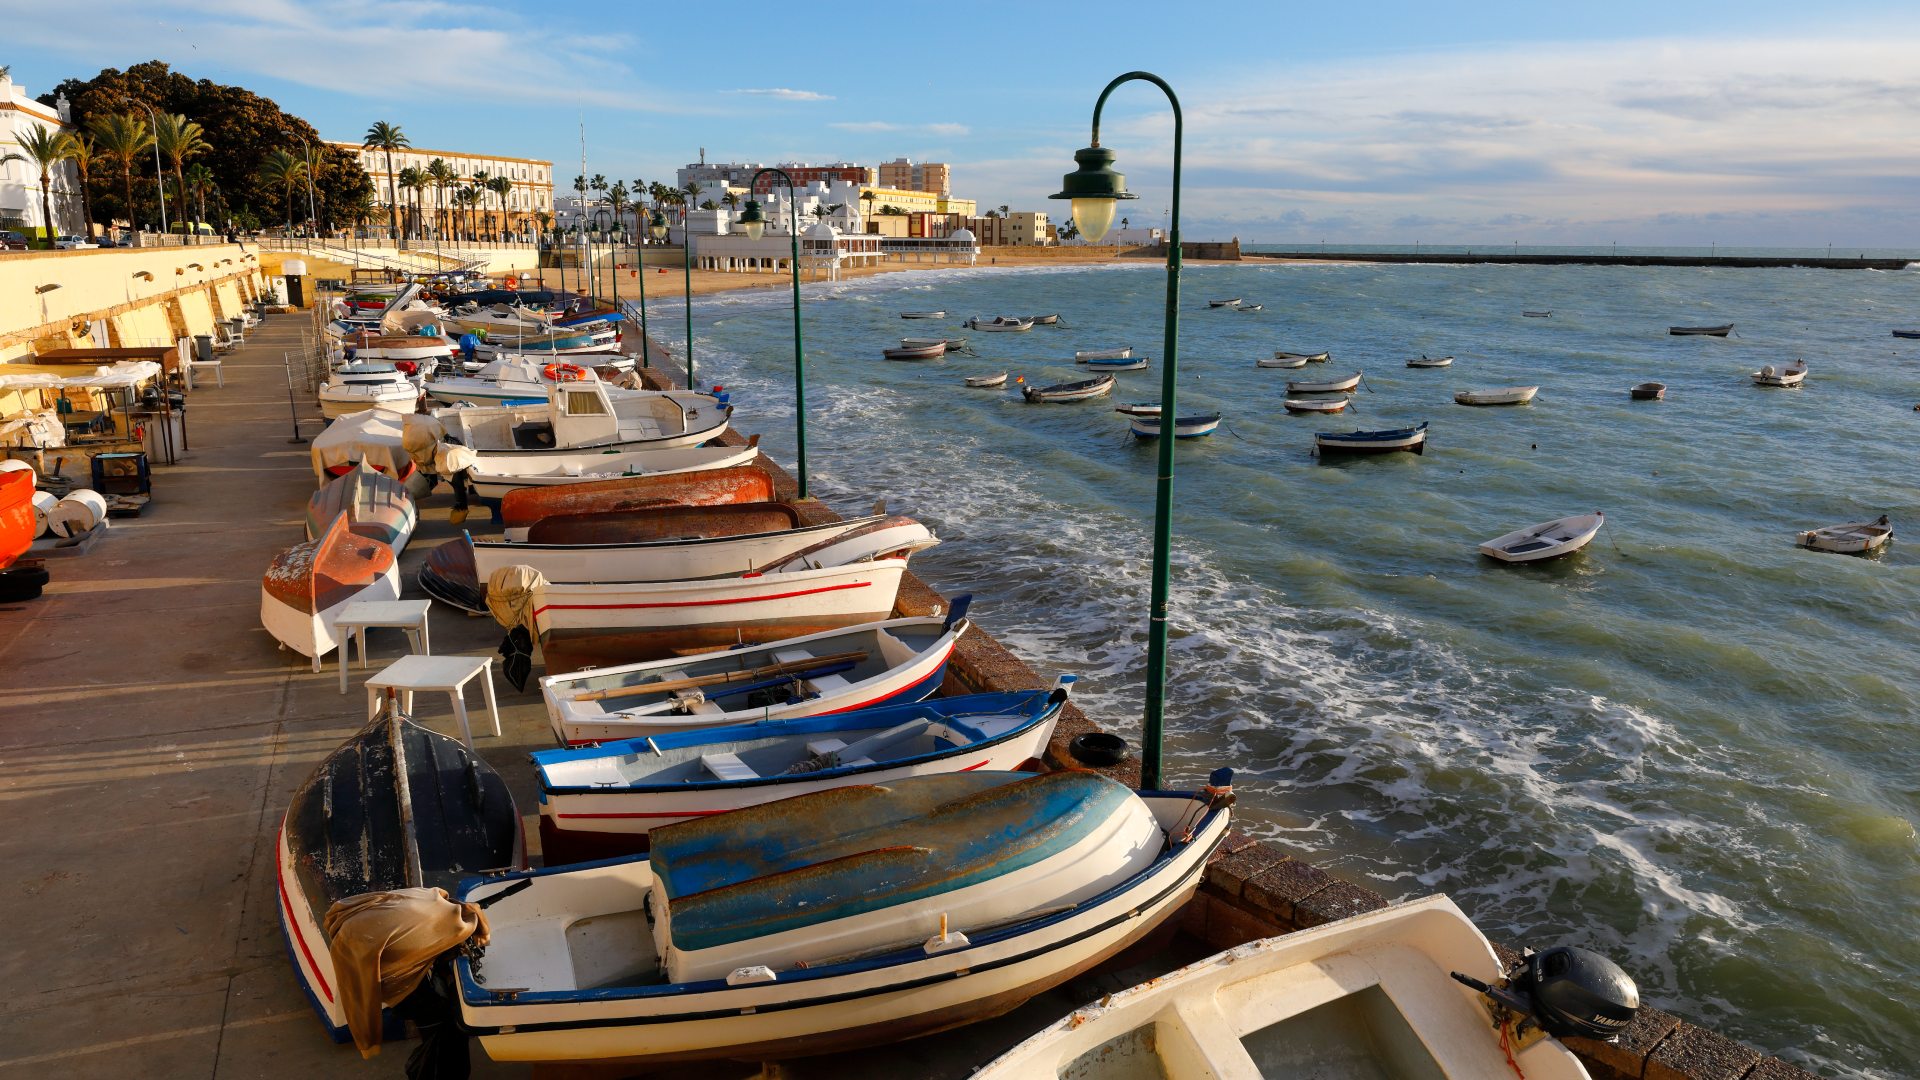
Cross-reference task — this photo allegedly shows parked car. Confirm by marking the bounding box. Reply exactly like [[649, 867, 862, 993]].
[[0, 231, 29, 251], [53, 235, 99, 250]]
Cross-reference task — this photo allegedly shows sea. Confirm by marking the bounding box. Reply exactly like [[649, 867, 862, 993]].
[[655, 250, 1918, 1078]]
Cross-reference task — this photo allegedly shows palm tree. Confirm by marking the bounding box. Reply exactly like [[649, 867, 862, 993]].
[[362, 121, 409, 240], [397, 166, 425, 238], [458, 185, 481, 241], [66, 133, 98, 239], [184, 163, 216, 234], [89, 113, 151, 236], [153, 113, 209, 242], [488, 174, 514, 240], [720, 190, 739, 216], [860, 188, 877, 230], [427, 158, 453, 238], [997, 204, 1010, 218], [301, 143, 327, 231], [682, 181, 702, 221], [256, 148, 307, 232], [609, 181, 630, 237], [3, 128, 76, 247]]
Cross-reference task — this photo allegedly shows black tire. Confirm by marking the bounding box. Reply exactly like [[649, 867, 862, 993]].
[[0, 566, 47, 602]]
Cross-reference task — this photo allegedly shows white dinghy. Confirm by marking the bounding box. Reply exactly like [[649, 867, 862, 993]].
[[976, 894, 1634, 1080], [1407, 354, 1455, 368], [1075, 347, 1133, 362], [1479, 511, 1605, 563], [466, 444, 760, 501], [1751, 361, 1807, 387], [1287, 371, 1363, 394], [452, 768, 1235, 1065], [1284, 397, 1350, 414], [1797, 515, 1892, 555], [1258, 355, 1310, 369], [1455, 385, 1539, 406]]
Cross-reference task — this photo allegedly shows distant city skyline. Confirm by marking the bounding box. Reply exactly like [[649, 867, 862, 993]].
[[6, 1, 1920, 245]]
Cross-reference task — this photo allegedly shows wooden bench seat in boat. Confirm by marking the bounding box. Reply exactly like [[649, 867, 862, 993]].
[[646, 772, 1158, 980]]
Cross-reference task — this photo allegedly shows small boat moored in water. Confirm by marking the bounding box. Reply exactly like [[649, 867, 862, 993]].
[[1670, 323, 1733, 336], [1283, 396, 1350, 414], [1798, 514, 1892, 555], [965, 315, 1036, 333], [1316, 421, 1429, 455], [1028, 313, 1060, 325], [1075, 347, 1132, 361], [1523, 309, 1554, 318], [1129, 413, 1222, 439], [898, 310, 945, 319], [1083, 356, 1149, 371], [1262, 350, 1328, 368], [452, 768, 1235, 1065], [1287, 371, 1363, 394], [883, 342, 946, 361], [1455, 385, 1539, 406], [898, 337, 953, 351], [964, 371, 1009, 388], [1407, 354, 1454, 368], [1208, 298, 1241, 308], [1022, 373, 1116, 403], [1893, 329, 1920, 339], [1751, 361, 1807, 387], [1631, 381, 1667, 400], [975, 894, 1631, 1080], [1113, 402, 1160, 417], [534, 683, 1072, 838], [1479, 511, 1605, 563]]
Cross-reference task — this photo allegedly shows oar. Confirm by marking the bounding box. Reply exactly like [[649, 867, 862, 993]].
[[574, 649, 870, 702]]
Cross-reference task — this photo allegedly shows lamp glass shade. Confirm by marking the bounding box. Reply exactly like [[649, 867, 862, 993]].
[[1072, 198, 1120, 243], [648, 212, 668, 240], [738, 200, 766, 240]]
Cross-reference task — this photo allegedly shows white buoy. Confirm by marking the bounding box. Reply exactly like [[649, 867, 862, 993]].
[[47, 490, 109, 538], [30, 490, 58, 537]]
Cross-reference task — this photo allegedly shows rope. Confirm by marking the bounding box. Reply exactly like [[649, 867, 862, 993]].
[[1601, 517, 1626, 558], [1497, 1018, 1528, 1080]]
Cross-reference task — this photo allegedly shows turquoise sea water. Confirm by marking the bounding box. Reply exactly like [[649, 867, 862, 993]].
[[665, 258, 1918, 1078]]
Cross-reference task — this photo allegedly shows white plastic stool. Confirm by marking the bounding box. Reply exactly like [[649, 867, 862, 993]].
[[364, 654, 501, 748], [335, 599, 434, 693]]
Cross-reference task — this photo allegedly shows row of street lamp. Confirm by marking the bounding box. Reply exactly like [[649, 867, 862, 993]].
[[565, 81, 1179, 782]]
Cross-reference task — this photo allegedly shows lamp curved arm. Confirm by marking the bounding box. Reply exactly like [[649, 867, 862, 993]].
[[1088, 71, 1183, 254]]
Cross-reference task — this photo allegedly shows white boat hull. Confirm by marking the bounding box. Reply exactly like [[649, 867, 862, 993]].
[[275, 823, 349, 1040], [1798, 519, 1892, 554], [1287, 373, 1363, 393], [319, 384, 420, 419], [1479, 512, 1604, 563], [468, 445, 759, 501], [476, 518, 933, 588], [1455, 385, 1539, 406], [259, 560, 400, 661]]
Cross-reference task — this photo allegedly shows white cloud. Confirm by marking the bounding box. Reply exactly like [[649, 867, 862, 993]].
[[727, 88, 834, 102]]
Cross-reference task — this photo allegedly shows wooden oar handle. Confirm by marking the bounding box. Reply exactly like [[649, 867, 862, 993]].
[[575, 650, 870, 702]]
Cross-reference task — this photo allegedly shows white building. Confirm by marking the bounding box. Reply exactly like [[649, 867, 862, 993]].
[[0, 71, 79, 239]]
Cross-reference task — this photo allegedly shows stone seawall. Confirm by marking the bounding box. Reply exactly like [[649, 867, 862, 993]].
[[633, 336, 1820, 1080]]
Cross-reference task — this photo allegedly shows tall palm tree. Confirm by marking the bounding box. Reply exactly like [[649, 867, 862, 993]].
[[590, 174, 608, 234], [66, 133, 99, 239], [427, 158, 452, 237], [610, 181, 630, 238], [396, 166, 426, 238], [89, 113, 151, 235], [4, 128, 76, 247], [488, 174, 514, 240], [682, 181, 702, 221], [153, 113, 209, 242], [860, 188, 877, 231], [256, 148, 307, 232], [458, 185, 481, 241], [301, 143, 327, 231], [362, 121, 409, 240]]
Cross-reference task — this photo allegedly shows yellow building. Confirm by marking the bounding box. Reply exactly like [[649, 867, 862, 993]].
[[859, 186, 976, 219], [327, 141, 554, 237], [876, 158, 951, 197]]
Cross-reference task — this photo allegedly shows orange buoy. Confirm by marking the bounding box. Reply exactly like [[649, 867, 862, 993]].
[[543, 362, 588, 382]]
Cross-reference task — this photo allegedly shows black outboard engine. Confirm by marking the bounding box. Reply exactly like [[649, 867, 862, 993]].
[[1452, 945, 1639, 1044]]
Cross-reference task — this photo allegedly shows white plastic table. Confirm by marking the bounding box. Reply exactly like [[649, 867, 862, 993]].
[[364, 654, 500, 748], [335, 599, 434, 693]]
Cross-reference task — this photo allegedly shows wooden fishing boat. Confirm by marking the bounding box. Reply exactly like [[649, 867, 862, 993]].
[[1084, 356, 1149, 371], [1283, 396, 1349, 414], [1236, 303, 1264, 312], [434, 382, 730, 461], [1113, 402, 1161, 417], [278, 709, 523, 1042], [317, 362, 421, 419], [1075, 347, 1132, 361], [537, 685, 1068, 843], [340, 329, 458, 363], [1523, 309, 1554, 318], [1208, 298, 1241, 308], [976, 894, 1613, 1080], [883, 342, 947, 361], [1130, 414, 1221, 439], [1631, 381, 1666, 400], [474, 515, 933, 591], [1892, 329, 1920, 339], [1287, 371, 1363, 394], [898, 310, 946, 319], [1029, 314, 1061, 325], [490, 542, 939, 673], [1751, 361, 1806, 387], [1798, 515, 1892, 555], [1479, 511, 1604, 563], [1273, 349, 1330, 363], [899, 337, 953, 351], [1670, 323, 1733, 336], [467, 444, 761, 502], [964, 372, 1009, 388], [965, 316, 1035, 333], [1455, 385, 1539, 406], [424, 501, 804, 612], [260, 513, 400, 669], [1317, 421, 1429, 455], [452, 768, 1235, 1064], [304, 461, 418, 554], [1022, 373, 1116, 403], [498, 465, 778, 541], [1407, 354, 1454, 368], [540, 610, 974, 746], [1258, 355, 1309, 369]]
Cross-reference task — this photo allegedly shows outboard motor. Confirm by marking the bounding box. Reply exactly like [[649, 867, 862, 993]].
[[1452, 945, 1639, 1044]]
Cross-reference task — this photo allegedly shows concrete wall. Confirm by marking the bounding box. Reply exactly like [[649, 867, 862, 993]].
[[0, 245, 267, 360]]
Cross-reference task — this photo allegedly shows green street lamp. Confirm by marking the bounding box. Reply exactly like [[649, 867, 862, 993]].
[[676, 209, 695, 391], [594, 208, 619, 309], [739, 174, 810, 498], [1050, 70, 1183, 790]]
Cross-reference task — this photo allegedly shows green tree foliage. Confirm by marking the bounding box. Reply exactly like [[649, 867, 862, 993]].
[[44, 61, 372, 233]]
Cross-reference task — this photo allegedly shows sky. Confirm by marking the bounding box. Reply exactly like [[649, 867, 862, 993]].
[[6, 1, 1920, 246]]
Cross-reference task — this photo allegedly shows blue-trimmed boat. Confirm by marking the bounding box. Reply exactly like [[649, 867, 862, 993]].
[[1129, 413, 1221, 439], [454, 768, 1235, 1065], [1316, 421, 1430, 455], [535, 682, 1073, 840]]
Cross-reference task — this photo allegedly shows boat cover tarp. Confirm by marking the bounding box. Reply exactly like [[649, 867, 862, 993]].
[[651, 771, 1133, 952], [323, 887, 489, 1058]]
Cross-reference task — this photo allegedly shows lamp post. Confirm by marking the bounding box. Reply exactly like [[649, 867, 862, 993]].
[[122, 98, 167, 239], [638, 210, 667, 369], [1050, 70, 1183, 789], [738, 169, 810, 498], [680, 207, 695, 390]]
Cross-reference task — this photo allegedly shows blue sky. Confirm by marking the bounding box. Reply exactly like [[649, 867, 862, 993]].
[[7, 1, 1920, 245]]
